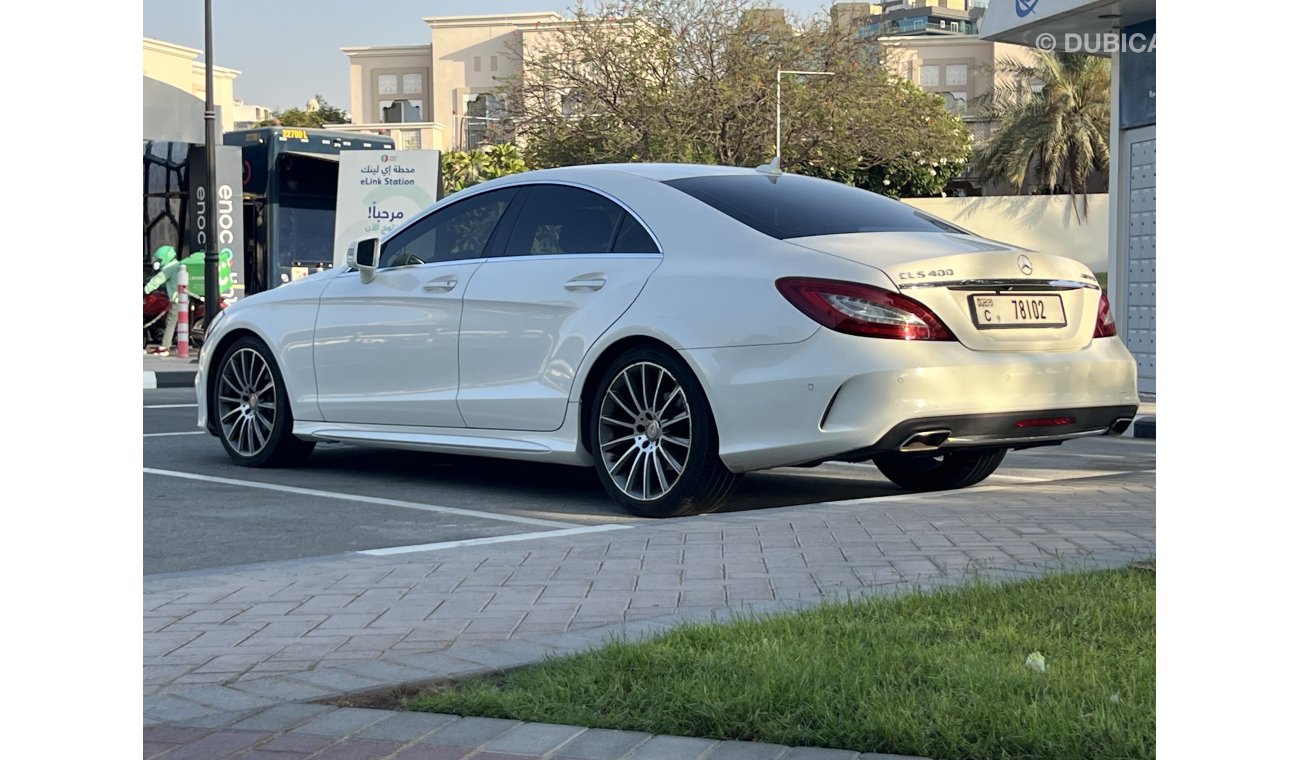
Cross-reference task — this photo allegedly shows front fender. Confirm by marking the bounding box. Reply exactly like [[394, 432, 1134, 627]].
[[197, 276, 334, 432]]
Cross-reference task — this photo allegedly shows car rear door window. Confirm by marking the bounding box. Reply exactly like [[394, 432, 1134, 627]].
[[379, 188, 517, 268], [610, 212, 660, 253], [503, 185, 647, 256], [663, 174, 965, 239]]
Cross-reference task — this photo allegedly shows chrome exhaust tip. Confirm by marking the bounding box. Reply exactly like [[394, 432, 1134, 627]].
[[1108, 417, 1134, 435], [899, 429, 951, 452]]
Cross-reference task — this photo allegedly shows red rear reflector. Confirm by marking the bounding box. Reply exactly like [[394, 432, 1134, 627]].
[[1015, 416, 1077, 428]]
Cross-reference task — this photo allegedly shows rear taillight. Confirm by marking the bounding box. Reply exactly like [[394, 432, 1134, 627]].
[[1094, 290, 1117, 338], [776, 277, 956, 341]]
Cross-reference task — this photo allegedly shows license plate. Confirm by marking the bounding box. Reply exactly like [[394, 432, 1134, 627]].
[[968, 294, 1066, 329]]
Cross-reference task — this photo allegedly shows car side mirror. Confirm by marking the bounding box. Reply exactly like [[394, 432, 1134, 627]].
[[347, 237, 381, 284]]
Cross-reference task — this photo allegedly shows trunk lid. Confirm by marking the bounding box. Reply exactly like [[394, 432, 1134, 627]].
[[788, 232, 1104, 351]]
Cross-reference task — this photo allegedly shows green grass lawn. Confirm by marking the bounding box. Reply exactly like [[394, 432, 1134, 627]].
[[405, 567, 1154, 760]]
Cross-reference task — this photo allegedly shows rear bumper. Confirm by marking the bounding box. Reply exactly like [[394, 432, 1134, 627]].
[[827, 405, 1136, 463], [680, 328, 1140, 472]]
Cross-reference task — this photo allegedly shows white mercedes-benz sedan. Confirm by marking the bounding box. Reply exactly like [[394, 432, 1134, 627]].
[[196, 163, 1139, 517]]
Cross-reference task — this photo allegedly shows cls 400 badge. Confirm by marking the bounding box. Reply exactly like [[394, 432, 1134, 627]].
[[898, 268, 955, 282]]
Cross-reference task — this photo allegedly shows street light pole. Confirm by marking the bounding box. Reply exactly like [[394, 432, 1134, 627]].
[[203, 0, 219, 332], [775, 69, 835, 167]]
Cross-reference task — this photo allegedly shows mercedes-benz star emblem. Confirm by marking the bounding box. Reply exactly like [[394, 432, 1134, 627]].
[[1017, 255, 1033, 276]]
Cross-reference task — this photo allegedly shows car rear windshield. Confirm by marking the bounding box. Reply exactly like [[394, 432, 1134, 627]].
[[663, 174, 964, 239]]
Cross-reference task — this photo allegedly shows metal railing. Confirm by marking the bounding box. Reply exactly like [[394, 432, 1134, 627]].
[[321, 122, 443, 151]]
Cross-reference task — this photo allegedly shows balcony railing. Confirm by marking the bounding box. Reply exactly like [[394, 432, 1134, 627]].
[[322, 121, 445, 151], [864, 18, 978, 36]]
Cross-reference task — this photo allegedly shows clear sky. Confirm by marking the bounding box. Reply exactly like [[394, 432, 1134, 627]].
[[143, 0, 836, 113]]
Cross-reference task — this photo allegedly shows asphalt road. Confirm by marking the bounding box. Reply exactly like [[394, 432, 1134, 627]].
[[144, 386, 1156, 576]]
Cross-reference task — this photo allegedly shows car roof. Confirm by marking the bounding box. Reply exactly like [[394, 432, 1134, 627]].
[[492, 162, 762, 184]]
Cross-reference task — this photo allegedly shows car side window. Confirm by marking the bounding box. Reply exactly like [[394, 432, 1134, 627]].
[[379, 188, 517, 268], [503, 185, 647, 256], [611, 212, 659, 253]]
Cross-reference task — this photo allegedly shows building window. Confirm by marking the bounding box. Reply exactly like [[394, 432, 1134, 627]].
[[490, 55, 499, 72], [464, 93, 503, 149], [373, 70, 425, 123], [381, 99, 423, 123], [474, 56, 482, 73], [401, 130, 422, 150], [945, 64, 967, 87], [561, 90, 584, 117], [919, 65, 940, 87], [943, 91, 968, 115]]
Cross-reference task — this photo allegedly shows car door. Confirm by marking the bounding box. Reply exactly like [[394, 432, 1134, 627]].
[[457, 183, 663, 431], [313, 187, 518, 427]]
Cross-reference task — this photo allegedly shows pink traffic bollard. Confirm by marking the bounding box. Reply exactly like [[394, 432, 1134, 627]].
[[177, 268, 189, 359]]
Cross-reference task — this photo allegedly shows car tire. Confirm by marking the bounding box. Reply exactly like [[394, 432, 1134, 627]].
[[873, 448, 1007, 491], [589, 346, 739, 518], [212, 336, 315, 468]]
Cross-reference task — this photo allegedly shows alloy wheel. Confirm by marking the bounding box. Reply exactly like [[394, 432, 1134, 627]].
[[216, 347, 277, 457], [597, 362, 692, 502]]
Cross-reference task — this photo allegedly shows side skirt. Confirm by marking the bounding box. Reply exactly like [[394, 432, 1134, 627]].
[[293, 402, 592, 467]]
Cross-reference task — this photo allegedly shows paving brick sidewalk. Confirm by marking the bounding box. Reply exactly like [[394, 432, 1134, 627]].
[[144, 470, 1154, 759]]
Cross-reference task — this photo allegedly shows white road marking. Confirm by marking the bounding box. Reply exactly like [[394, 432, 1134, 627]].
[[145, 404, 198, 409], [144, 431, 206, 437], [1014, 450, 1148, 460], [143, 373, 157, 390], [823, 467, 1156, 508], [990, 467, 1134, 482], [359, 524, 634, 556], [985, 472, 1060, 482], [142, 467, 579, 528]]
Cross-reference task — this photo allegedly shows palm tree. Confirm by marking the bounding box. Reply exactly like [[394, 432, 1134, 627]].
[[975, 51, 1110, 220]]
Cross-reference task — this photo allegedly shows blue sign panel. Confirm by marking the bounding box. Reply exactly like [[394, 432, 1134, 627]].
[[1119, 19, 1156, 129]]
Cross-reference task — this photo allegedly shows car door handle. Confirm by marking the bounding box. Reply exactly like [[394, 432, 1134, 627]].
[[423, 275, 459, 292], [564, 274, 606, 291]]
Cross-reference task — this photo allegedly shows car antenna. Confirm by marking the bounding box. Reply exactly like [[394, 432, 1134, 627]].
[[755, 156, 782, 183]]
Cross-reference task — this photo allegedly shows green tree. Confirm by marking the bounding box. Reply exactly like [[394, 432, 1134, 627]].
[[441, 144, 528, 194], [497, 0, 972, 197], [482, 143, 527, 180], [975, 51, 1110, 217], [258, 95, 351, 128], [441, 151, 473, 193]]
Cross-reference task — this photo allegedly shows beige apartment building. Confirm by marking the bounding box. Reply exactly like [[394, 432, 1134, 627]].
[[832, 0, 988, 36], [881, 35, 1036, 144], [337, 13, 571, 152], [142, 38, 271, 131]]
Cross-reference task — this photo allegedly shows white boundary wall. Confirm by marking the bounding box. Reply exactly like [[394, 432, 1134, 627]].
[[903, 194, 1110, 274]]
